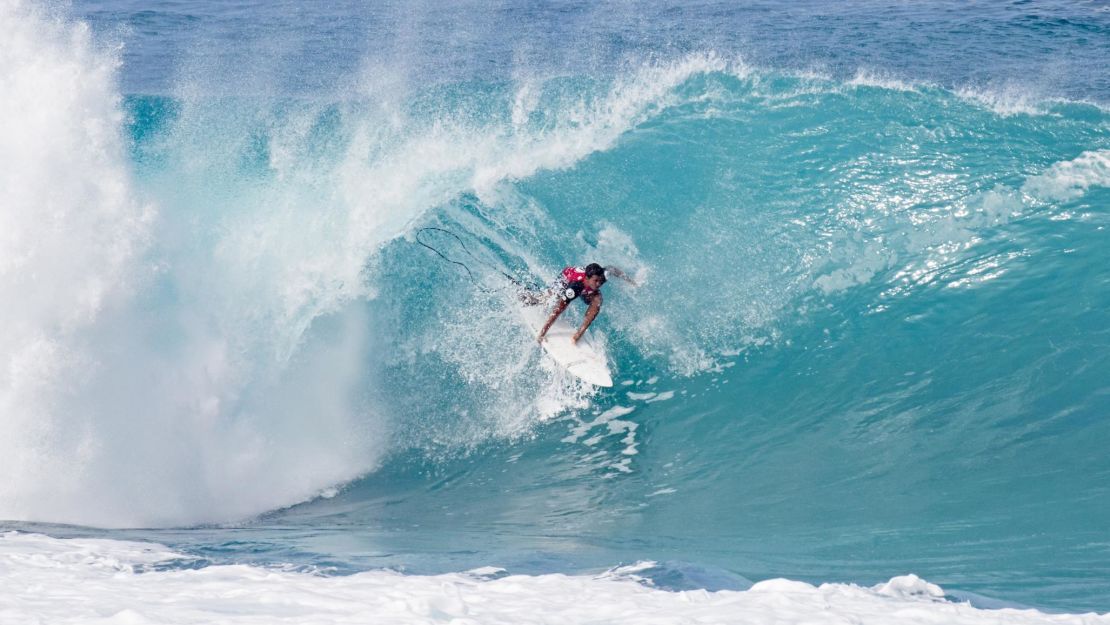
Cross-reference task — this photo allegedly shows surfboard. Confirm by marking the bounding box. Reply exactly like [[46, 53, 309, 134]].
[[520, 305, 613, 387]]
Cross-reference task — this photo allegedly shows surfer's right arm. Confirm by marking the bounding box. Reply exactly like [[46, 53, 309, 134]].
[[605, 266, 638, 287], [537, 299, 569, 343]]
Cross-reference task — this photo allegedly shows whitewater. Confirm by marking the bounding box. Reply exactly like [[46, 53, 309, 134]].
[[2, 0, 1109, 622]]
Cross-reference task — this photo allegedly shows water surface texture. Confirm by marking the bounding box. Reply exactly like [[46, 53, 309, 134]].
[[2, 0, 1109, 615]]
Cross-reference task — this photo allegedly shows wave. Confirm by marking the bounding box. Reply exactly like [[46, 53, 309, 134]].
[[0, 6, 730, 527]]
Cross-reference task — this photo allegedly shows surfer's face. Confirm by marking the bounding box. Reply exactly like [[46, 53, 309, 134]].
[[585, 275, 604, 290]]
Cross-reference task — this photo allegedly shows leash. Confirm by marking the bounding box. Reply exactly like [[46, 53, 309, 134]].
[[415, 227, 533, 288]]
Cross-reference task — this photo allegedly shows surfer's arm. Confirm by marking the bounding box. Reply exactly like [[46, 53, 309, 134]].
[[606, 266, 638, 287], [573, 292, 602, 344], [537, 299, 569, 342]]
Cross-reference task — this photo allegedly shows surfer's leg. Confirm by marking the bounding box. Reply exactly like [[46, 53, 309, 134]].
[[518, 287, 548, 306], [518, 280, 560, 306]]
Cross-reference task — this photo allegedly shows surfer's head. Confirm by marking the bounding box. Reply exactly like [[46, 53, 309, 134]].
[[584, 263, 607, 290]]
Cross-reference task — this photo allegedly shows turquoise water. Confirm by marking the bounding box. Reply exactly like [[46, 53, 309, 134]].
[[3, 0, 1109, 613]]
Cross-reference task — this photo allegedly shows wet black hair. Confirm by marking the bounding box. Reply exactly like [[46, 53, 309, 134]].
[[585, 263, 607, 282]]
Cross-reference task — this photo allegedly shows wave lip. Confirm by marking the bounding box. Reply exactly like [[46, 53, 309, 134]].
[[3, 532, 1107, 625]]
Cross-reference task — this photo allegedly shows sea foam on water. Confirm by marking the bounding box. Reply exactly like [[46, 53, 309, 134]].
[[2, 532, 1108, 625]]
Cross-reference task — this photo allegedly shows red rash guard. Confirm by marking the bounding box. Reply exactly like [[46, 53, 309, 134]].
[[560, 266, 598, 302]]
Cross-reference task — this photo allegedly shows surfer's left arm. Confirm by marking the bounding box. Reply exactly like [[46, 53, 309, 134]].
[[606, 266, 638, 287], [573, 292, 602, 344]]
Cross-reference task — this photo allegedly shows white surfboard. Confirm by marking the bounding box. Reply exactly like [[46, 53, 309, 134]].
[[520, 305, 613, 387]]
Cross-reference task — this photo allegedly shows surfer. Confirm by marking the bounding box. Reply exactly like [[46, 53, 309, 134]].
[[531, 263, 636, 344]]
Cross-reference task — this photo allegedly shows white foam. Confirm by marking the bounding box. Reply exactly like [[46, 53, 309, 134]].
[[1022, 149, 1110, 203], [646, 390, 675, 403], [0, 1, 161, 526], [0, 2, 397, 528], [873, 574, 946, 601], [847, 69, 921, 93], [562, 405, 635, 443], [2, 533, 1107, 625], [954, 84, 1047, 116]]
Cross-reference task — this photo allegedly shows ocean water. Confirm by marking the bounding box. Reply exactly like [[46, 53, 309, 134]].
[[2, 0, 1109, 621]]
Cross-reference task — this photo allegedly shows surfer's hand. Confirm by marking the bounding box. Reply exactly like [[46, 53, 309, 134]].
[[572, 333, 582, 344], [608, 267, 638, 287], [537, 334, 546, 344]]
